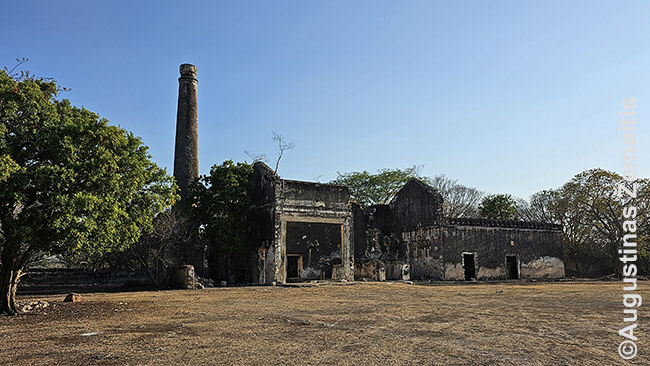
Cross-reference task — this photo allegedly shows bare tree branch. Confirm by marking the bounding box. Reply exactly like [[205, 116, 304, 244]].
[[272, 131, 295, 174]]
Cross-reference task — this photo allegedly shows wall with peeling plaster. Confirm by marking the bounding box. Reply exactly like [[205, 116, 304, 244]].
[[401, 227, 444, 280], [252, 168, 564, 284], [352, 178, 565, 282], [442, 220, 565, 280], [253, 162, 354, 284], [285, 222, 343, 280]]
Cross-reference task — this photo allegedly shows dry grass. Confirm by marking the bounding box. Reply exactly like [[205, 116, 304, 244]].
[[1, 281, 648, 365]]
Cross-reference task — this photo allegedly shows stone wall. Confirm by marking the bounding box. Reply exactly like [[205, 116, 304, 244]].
[[253, 169, 564, 283], [352, 179, 565, 282], [18, 269, 153, 294], [285, 221, 343, 279], [253, 162, 354, 284], [252, 161, 281, 284], [401, 227, 444, 280], [442, 218, 565, 280], [389, 178, 443, 234], [352, 203, 367, 260]]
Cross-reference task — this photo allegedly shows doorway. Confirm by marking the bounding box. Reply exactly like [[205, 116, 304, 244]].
[[506, 255, 519, 279], [286, 254, 302, 279], [462, 253, 476, 281]]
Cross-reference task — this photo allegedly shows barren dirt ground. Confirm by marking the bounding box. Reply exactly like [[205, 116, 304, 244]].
[[1, 281, 648, 365]]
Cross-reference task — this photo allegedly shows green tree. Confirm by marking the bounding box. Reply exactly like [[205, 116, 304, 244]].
[[519, 169, 650, 276], [479, 194, 518, 220], [552, 169, 649, 275], [331, 166, 422, 208], [190, 160, 254, 281], [0, 70, 177, 314]]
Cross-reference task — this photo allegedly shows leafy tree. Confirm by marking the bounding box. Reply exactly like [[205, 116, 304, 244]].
[[428, 175, 483, 218], [331, 166, 422, 208], [519, 169, 650, 276], [478, 194, 518, 220], [0, 69, 177, 314], [190, 160, 254, 281], [552, 169, 649, 275]]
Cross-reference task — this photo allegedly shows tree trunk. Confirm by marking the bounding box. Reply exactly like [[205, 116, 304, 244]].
[[573, 254, 582, 277], [0, 263, 21, 315]]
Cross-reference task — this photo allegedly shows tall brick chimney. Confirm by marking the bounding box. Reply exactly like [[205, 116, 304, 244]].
[[173, 64, 199, 207]]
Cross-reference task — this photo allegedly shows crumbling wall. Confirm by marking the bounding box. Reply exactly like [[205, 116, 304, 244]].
[[354, 180, 447, 281], [252, 162, 281, 284], [279, 179, 353, 282], [368, 204, 391, 235], [285, 221, 343, 279], [401, 227, 444, 280], [354, 205, 391, 259], [442, 218, 565, 280], [354, 259, 386, 281], [352, 203, 367, 260], [256, 165, 565, 284], [386, 179, 444, 281], [354, 203, 404, 280], [253, 162, 353, 284], [19, 270, 153, 294]]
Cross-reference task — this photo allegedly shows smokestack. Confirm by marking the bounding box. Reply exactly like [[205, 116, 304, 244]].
[[173, 63, 199, 207]]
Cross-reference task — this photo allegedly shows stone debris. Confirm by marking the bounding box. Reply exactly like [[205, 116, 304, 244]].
[[64, 293, 82, 303], [18, 300, 50, 312], [195, 275, 214, 287]]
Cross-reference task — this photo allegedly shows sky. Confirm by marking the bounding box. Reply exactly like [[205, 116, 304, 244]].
[[2, 0, 649, 198]]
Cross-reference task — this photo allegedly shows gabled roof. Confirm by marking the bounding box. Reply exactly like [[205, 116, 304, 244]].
[[390, 177, 442, 205]]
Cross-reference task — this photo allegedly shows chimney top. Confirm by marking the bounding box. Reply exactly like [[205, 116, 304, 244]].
[[179, 64, 197, 77]]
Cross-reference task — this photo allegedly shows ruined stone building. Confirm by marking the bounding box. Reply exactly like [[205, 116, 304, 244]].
[[252, 162, 354, 284], [172, 64, 565, 284], [250, 163, 565, 284]]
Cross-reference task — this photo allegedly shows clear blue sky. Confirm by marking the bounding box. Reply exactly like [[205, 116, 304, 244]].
[[3, 0, 649, 198]]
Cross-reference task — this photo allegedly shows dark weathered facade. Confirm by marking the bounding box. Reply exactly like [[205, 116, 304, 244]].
[[353, 178, 565, 281], [441, 218, 564, 280], [250, 171, 564, 284], [252, 162, 354, 284]]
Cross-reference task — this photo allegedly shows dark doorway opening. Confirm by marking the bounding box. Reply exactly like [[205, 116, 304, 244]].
[[462, 253, 476, 281], [506, 255, 519, 279], [286, 254, 302, 279]]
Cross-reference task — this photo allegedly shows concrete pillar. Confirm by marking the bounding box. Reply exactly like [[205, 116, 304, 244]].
[[173, 63, 199, 207]]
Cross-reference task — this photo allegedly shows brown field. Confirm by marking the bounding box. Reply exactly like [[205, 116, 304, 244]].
[[1, 281, 648, 365]]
